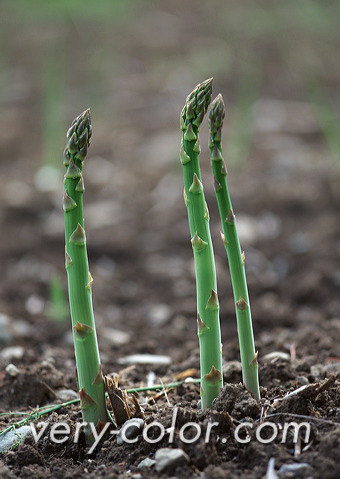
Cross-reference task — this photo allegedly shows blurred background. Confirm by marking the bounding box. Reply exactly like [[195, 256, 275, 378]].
[[0, 0, 339, 370]]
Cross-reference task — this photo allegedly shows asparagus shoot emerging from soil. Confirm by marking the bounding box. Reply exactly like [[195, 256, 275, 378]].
[[180, 79, 223, 408], [209, 94, 260, 401], [63, 110, 109, 441]]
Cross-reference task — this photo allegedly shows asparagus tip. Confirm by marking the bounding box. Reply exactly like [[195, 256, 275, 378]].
[[209, 93, 225, 123], [182, 78, 213, 128], [209, 95, 225, 153], [66, 109, 92, 162]]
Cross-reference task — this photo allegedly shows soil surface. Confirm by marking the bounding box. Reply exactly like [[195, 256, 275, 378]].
[[0, 1, 339, 478]]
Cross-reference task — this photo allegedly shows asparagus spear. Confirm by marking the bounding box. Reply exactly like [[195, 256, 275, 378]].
[[209, 94, 260, 401], [180, 79, 223, 408], [63, 110, 109, 441]]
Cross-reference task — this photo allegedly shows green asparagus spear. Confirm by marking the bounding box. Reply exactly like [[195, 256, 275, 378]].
[[180, 79, 223, 408], [63, 110, 109, 442], [209, 94, 260, 401]]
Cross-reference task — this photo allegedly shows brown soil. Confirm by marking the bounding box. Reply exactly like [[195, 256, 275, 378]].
[[0, 1, 339, 478]]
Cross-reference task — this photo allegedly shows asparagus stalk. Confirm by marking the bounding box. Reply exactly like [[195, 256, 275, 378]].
[[63, 110, 109, 441], [180, 79, 223, 408], [209, 94, 260, 401]]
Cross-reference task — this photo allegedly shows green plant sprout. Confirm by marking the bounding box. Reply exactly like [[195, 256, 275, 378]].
[[180, 79, 223, 408], [63, 109, 109, 442], [209, 94, 260, 401]]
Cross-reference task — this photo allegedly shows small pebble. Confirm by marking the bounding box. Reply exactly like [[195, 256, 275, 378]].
[[0, 426, 32, 452], [56, 389, 79, 402], [96, 464, 106, 471], [0, 314, 32, 344], [148, 304, 172, 326], [101, 327, 130, 346], [25, 295, 45, 315], [278, 463, 312, 474], [12, 319, 32, 337], [118, 354, 171, 366], [5, 363, 20, 377], [34, 165, 61, 192], [295, 376, 309, 385], [155, 448, 189, 473], [0, 346, 25, 361], [263, 351, 290, 362], [0, 313, 13, 343], [146, 371, 156, 388], [288, 232, 311, 254], [310, 364, 326, 377], [117, 418, 144, 446], [137, 458, 156, 469]]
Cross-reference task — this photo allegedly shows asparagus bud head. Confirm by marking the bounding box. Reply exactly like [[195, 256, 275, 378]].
[[66, 109, 92, 162], [181, 78, 213, 129]]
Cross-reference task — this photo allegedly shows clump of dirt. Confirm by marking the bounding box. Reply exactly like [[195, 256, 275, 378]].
[[0, 361, 65, 409]]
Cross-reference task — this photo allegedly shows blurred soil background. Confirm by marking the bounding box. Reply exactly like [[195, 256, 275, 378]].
[[0, 1, 339, 478]]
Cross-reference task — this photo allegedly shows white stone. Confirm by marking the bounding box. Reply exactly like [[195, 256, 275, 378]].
[[5, 363, 20, 377], [155, 448, 189, 473], [0, 346, 24, 360]]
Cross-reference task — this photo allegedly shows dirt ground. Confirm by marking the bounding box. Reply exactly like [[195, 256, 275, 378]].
[[0, 1, 339, 478]]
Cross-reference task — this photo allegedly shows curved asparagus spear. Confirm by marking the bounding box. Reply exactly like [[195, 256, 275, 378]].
[[180, 79, 223, 408], [63, 110, 109, 441], [209, 94, 260, 401]]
